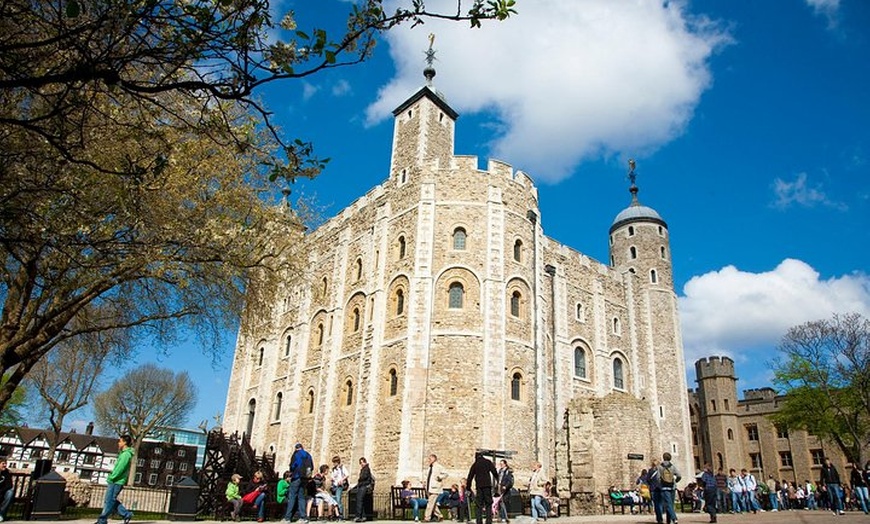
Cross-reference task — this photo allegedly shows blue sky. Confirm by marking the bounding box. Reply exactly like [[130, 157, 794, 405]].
[[57, 0, 870, 433]]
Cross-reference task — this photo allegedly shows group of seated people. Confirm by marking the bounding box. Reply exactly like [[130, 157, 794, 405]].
[[225, 467, 346, 522], [608, 486, 647, 514], [400, 480, 559, 522]]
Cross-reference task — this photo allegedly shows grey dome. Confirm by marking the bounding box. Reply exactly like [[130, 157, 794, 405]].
[[610, 202, 667, 233]]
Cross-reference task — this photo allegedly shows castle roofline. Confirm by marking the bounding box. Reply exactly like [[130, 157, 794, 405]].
[[609, 203, 667, 234], [392, 85, 459, 121]]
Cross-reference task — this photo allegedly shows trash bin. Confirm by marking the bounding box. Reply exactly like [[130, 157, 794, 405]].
[[506, 489, 523, 516], [168, 476, 200, 521], [347, 487, 375, 521], [30, 470, 66, 520]]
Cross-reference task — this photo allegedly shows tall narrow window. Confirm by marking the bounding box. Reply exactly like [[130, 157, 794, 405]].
[[258, 347, 264, 366], [613, 358, 624, 390], [317, 324, 324, 345], [661, 246, 666, 259], [612, 317, 621, 335], [398, 236, 406, 259], [513, 240, 522, 262], [650, 269, 658, 283], [321, 277, 328, 297], [273, 392, 283, 421], [448, 283, 464, 309], [389, 369, 398, 397], [510, 291, 521, 317], [727, 428, 734, 440], [246, 399, 256, 437], [629, 246, 637, 259], [574, 347, 587, 378], [345, 380, 354, 406], [628, 226, 635, 236], [510, 373, 522, 401], [453, 228, 467, 250], [576, 303, 584, 321], [355, 258, 363, 280], [285, 335, 292, 357], [396, 289, 405, 315], [352, 308, 361, 332], [307, 390, 314, 414]]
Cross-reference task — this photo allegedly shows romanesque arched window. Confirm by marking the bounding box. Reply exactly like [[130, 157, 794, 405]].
[[389, 369, 398, 397], [317, 323, 324, 346], [628, 226, 635, 237], [513, 240, 523, 262], [448, 282, 464, 309], [307, 390, 314, 414], [396, 289, 405, 316], [510, 372, 522, 401], [352, 308, 361, 332], [246, 399, 256, 436], [273, 392, 283, 421], [650, 269, 658, 284], [612, 317, 621, 335], [258, 347, 264, 366], [629, 246, 637, 259], [452, 228, 467, 250], [398, 236, 406, 259], [345, 380, 354, 406], [285, 335, 292, 357], [613, 358, 625, 390], [574, 347, 587, 379], [355, 258, 363, 280], [510, 291, 521, 317], [575, 303, 584, 322], [321, 277, 328, 297], [661, 246, 667, 259]]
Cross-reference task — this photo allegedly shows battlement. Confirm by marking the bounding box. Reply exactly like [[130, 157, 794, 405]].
[[694, 356, 735, 380], [742, 387, 776, 401]]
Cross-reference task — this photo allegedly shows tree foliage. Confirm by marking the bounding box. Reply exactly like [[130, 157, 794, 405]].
[[27, 312, 128, 459], [93, 363, 197, 482], [0, 0, 515, 415], [771, 312, 870, 464], [0, 374, 26, 426]]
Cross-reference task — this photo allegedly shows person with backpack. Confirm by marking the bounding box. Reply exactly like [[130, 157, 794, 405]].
[[656, 452, 681, 524], [645, 459, 663, 524], [285, 442, 314, 522]]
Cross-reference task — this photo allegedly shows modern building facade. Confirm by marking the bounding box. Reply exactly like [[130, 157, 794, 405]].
[[690, 356, 856, 484], [223, 62, 692, 511]]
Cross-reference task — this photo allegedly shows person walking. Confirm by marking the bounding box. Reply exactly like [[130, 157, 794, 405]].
[[466, 452, 498, 524], [657, 452, 681, 524], [646, 459, 663, 524], [496, 459, 514, 523], [528, 462, 548, 524], [700, 464, 717, 523], [96, 435, 134, 524], [820, 457, 845, 515], [285, 443, 313, 522]]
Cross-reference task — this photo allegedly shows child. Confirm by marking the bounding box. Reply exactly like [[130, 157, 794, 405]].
[[277, 471, 291, 516], [226, 474, 243, 521]]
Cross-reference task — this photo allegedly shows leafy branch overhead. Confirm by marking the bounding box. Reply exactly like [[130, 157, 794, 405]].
[[0, 0, 516, 180]]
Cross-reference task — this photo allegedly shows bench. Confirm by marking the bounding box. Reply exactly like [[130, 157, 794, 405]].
[[607, 489, 640, 515], [390, 486, 427, 520]]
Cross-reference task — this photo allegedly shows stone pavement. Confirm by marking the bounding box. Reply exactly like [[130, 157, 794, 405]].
[[44, 511, 870, 524]]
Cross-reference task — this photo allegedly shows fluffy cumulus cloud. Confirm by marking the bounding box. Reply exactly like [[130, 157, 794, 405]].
[[678, 259, 870, 364], [366, 0, 730, 182]]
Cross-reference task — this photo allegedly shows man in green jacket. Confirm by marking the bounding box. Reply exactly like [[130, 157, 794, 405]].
[[96, 435, 134, 524]]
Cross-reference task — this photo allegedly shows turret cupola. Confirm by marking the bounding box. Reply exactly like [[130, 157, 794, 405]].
[[608, 160, 673, 288]]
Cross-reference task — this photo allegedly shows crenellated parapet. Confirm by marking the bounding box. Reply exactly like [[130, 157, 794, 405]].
[[695, 356, 736, 380]]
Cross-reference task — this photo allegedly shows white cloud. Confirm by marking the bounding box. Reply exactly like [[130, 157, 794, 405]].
[[332, 79, 352, 97], [302, 81, 320, 101], [678, 259, 870, 364], [366, 0, 730, 182], [806, 0, 840, 28], [771, 172, 847, 211]]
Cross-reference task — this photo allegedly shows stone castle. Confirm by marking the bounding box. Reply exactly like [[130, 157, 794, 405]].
[[223, 62, 693, 511]]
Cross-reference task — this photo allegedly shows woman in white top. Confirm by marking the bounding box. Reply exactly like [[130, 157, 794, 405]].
[[331, 455, 350, 518]]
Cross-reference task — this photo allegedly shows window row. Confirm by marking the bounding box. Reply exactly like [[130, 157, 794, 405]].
[[394, 233, 526, 262], [572, 347, 627, 391]]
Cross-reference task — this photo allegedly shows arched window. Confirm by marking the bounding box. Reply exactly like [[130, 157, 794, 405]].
[[452, 228, 467, 250], [574, 347, 587, 379], [396, 289, 405, 315], [727, 428, 734, 441], [661, 246, 666, 259], [398, 236, 406, 259], [321, 277, 328, 297], [258, 347, 264, 366], [575, 303, 584, 321], [629, 246, 637, 259], [448, 282, 464, 309], [717, 453, 724, 471], [612, 317, 621, 335], [513, 240, 523, 262], [273, 392, 283, 421], [510, 372, 522, 401], [345, 380, 354, 406], [307, 390, 314, 414], [317, 323, 324, 345], [355, 258, 363, 280], [352, 308, 361, 332], [628, 226, 635, 236], [285, 335, 292, 357], [650, 269, 658, 284], [389, 369, 398, 397], [510, 291, 521, 317], [613, 358, 625, 390], [246, 399, 256, 437]]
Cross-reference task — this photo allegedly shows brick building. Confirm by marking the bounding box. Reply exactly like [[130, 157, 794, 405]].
[[223, 61, 692, 512], [690, 356, 855, 485]]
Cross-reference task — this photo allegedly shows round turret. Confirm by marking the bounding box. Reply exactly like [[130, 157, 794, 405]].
[[608, 161, 673, 288]]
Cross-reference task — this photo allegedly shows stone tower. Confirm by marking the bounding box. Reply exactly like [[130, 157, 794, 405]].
[[695, 356, 743, 472], [608, 162, 692, 478]]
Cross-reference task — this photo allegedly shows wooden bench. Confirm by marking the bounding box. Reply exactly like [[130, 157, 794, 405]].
[[607, 489, 640, 514], [390, 486, 427, 520]]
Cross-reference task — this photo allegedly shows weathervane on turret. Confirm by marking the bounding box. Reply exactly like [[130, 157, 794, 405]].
[[627, 158, 640, 204], [424, 33, 437, 84]]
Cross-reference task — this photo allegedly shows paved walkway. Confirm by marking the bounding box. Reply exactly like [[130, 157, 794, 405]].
[[45, 511, 870, 524]]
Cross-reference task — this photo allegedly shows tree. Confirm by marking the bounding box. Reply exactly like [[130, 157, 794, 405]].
[[0, 374, 27, 426], [0, 0, 516, 415], [27, 311, 128, 459], [771, 312, 870, 464], [94, 363, 197, 482]]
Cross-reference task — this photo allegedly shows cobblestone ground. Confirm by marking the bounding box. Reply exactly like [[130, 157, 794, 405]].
[[48, 510, 870, 524]]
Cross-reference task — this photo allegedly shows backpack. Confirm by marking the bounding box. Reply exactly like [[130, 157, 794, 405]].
[[301, 453, 314, 479], [661, 465, 675, 486]]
